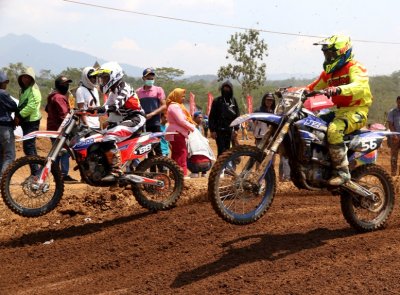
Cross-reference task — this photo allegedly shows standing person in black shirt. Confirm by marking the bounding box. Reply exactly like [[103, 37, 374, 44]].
[[208, 81, 240, 156]]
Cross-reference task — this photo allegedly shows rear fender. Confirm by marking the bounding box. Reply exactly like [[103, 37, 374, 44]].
[[348, 131, 400, 153], [230, 113, 282, 127]]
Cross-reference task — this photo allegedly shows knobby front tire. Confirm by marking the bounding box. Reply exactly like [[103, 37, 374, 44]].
[[1, 156, 64, 217], [208, 145, 276, 225]]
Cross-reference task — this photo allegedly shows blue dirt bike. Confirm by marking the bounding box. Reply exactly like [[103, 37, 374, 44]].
[[208, 87, 397, 232]]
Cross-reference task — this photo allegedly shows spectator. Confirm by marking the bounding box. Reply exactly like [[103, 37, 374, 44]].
[[160, 112, 170, 157], [253, 93, 275, 146], [16, 67, 42, 176], [75, 67, 101, 129], [165, 88, 195, 179], [208, 81, 240, 156], [203, 115, 209, 138], [254, 93, 290, 181], [45, 76, 78, 183], [193, 111, 203, 132], [387, 96, 400, 176], [136, 68, 166, 158], [0, 71, 19, 175], [187, 128, 215, 178]]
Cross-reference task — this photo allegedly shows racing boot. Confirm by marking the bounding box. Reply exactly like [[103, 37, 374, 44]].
[[101, 148, 123, 182], [327, 143, 351, 186]]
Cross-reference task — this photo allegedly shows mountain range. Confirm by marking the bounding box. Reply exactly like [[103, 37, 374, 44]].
[[0, 33, 144, 77], [0, 33, 314, 81]]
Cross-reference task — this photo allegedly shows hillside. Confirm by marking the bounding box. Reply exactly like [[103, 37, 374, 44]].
[[0, 34, 143, 77]]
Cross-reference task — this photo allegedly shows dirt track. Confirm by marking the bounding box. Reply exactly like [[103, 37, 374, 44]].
[[1, 139, 400, 294]]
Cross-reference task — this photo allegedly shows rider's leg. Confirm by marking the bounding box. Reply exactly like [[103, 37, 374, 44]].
[[101, 117, 146, 182], [102, 142, 123, 182], [326, 108, 367, 186]]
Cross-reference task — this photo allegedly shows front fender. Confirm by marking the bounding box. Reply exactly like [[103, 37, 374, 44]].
[[230, 113, 282, 127], [16, 130, 60, 142]]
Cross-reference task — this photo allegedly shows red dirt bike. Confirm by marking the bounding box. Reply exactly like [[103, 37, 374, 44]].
[[0, 109, 184, 217]]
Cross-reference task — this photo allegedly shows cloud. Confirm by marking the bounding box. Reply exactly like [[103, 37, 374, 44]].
[[112, 38, 141, 51]]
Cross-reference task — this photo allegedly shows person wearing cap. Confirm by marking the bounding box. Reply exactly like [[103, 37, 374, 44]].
[[16, 66, 42, 176], [136, 68, 166, 158], [75, 67, 101, 129], [0, 71, 19, 175], [202, 114, 209, 138], [307, 35, 372, 186], [45, 76, 77, 183]]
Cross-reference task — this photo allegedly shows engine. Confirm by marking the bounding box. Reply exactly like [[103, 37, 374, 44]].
[[293, 119, 332, 186], [82, 152, 107, 182]]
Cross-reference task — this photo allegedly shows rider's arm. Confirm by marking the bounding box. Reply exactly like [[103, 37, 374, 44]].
[[338, 63, 369, 97], [306, 72, 328, 91]]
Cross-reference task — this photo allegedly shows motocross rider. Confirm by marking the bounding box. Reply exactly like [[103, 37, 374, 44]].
[[307, 35, 372, 186], [92, 62, 146, 182]]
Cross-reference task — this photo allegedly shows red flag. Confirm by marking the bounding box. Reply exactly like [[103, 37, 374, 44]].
[[189, 92, 196, 116], [207, 92, 214, 115], [246, 95, 253, 113]]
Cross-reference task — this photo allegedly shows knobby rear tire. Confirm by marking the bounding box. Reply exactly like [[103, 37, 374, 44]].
[[132, 156, 184, 211], [340, 164, 395, 232]]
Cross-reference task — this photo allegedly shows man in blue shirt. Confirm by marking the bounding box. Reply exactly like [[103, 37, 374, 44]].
[[136, 68, 166, 157], [0, 71, 19, 175]]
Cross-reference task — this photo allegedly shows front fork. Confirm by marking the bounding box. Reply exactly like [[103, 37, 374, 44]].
[[256, 119, 292, 185], [37, 121, 76, 186]]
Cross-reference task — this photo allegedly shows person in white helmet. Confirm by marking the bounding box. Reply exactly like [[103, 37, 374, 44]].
[[75, 67, 101, 129], [93, 62, 146, 182]]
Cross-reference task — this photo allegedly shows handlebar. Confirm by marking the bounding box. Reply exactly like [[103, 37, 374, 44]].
[[72, 108, 105, 117], [304, 90, 328, 97]]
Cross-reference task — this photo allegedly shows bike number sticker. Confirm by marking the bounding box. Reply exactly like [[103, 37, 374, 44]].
[[137, 144, 152, 155], [360, 139, 378, 152]]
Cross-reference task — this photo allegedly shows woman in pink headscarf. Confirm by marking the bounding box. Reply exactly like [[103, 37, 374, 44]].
[[165, 88, 195, 178]]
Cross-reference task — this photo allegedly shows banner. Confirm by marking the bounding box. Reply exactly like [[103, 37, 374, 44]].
[[207, 92, 214, 115], [189, 92, 196, 116], [246, 95, 253, 113]]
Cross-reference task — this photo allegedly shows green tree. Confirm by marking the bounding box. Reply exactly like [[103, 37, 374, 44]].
[[152, 67, 185, 97], [1, 62, 26, 98], [217, 29, 268, 111], [155, 67, 184, 83]]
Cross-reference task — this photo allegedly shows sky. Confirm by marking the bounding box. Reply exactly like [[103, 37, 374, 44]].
[[1, 0, 400, 77]]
